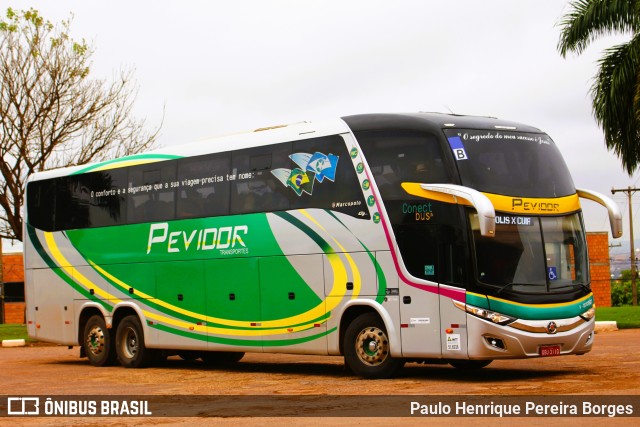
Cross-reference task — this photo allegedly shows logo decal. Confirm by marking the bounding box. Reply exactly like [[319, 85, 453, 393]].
[[271, 151, 338, 196]]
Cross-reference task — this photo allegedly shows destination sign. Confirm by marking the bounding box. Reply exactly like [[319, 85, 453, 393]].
[[495, 215, 534, 226]]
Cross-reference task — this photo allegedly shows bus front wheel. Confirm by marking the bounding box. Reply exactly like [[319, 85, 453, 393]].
[[343, 313, 404, 379], [82, 315, 116, 367], [115, 315, 156, 368]]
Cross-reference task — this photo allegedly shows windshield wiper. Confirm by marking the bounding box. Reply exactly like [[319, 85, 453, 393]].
[[495, 282, 517, 296], [551, 283, 591, 293], [495, 282, 546, 296]]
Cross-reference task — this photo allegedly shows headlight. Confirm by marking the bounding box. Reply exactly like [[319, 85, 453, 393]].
[[580, 307, 596, 321], [453, 300, 515, 325]]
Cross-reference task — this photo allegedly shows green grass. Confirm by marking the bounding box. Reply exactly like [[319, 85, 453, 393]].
[[596, 306, 640, 329], [0, 324, 29, 341], [0, 324, 35, 342]]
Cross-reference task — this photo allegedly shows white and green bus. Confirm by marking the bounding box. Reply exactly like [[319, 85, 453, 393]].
[[24, 113, 622, 378]]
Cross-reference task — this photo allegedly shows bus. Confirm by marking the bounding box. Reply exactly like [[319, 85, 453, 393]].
[[24, 113, 622, 378]]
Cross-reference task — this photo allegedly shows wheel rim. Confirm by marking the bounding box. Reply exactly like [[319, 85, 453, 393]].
[[121, 326, 139, 359], [355, 326, 389, 366], [86, 325, 105, 357]]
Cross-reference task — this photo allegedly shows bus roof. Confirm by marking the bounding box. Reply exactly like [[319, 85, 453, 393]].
[[26, 112, 544, 182], [342, 112, 544, 134]]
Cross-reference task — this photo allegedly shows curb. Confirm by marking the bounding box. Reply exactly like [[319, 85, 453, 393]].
[[1, 339, 26, 348], [594, 321, 618, 332]]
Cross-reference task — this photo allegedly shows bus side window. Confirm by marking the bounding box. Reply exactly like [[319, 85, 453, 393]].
[[127, 162, 177, 224], [55, 176, 90, 230], [85, 169, 128, 227], [230, 143, 291, 215], [355, 130, 452, 200], [177, 153, 230, 219], [27, 179, 57, 231]]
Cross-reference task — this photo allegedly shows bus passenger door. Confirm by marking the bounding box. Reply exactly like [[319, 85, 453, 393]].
[[396, 224, 442, 358], [437, 223, 470, 362]]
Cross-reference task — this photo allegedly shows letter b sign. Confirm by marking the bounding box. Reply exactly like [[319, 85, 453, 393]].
[[453, 148, 468, 160]]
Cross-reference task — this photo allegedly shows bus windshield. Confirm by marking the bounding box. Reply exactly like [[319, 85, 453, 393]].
[[443, 129, 576, 198], [471, 212, 589, 294]]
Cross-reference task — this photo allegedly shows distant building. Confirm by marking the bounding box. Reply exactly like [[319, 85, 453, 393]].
[[1, 252, 25, 324], [586, 232, 611, 308]]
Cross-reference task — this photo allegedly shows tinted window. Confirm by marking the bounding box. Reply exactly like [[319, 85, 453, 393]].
[[27, 179, 57, 231], [127, 162, 176, 223], [177, 153, 231, 218], [356, 130, 467, 285], [27, 134, 370, 231], [85, 169, 128, 227], [443, 129, 575, 197], [355, 130, 452, 200], [230, 143, 291, 214]]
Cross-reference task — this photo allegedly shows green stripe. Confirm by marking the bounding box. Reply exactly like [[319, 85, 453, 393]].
[[72, 154, 182, 175], [89, 261, 331, 331], [26, 226, 112, 311], [466, 292, 594, 320], [152, 323, 337, 347], [325, 210, 386, 303], [273, 211, 333, 253]]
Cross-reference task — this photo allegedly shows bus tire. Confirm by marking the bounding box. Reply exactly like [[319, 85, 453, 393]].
[[82, 315, 116, 367], [201, 351, 245, 365], [343, 312, 404, 379], [115, 315, 156, 368], [449, 360, 492, 370]]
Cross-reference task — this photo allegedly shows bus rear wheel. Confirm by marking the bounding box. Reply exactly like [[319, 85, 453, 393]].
[[344, 313, 404, 379], [83, 315, 116, 367], [115, 315, 156, 368]]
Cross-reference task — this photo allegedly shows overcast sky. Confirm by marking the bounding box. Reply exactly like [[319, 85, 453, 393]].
[[5, 0, 640, 255]]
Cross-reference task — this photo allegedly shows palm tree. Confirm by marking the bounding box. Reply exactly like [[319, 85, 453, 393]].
[[557, 0, 640, 174]]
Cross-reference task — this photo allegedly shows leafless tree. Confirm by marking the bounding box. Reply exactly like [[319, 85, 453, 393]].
[[0, 8, 161, 242]]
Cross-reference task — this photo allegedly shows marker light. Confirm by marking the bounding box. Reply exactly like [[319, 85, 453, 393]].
[[580, 307, 596, 321]]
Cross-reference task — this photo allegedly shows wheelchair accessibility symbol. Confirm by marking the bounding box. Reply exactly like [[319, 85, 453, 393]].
[[548, 267, 558, 281]]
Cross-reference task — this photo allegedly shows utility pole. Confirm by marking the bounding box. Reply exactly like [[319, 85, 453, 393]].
[[611, 187, 638, 306]]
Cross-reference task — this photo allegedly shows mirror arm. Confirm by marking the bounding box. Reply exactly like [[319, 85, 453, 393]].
[[420, 184, 496, 238], [576, 188, 623, 238]]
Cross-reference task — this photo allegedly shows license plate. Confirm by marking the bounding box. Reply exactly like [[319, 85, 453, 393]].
[[539, 345, 561, 357]]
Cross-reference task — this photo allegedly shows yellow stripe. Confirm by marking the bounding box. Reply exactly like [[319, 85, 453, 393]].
[[467, 291, 594, 309], [484, 193, 581, 215], [299, 209, 361, 298], [44, 232, 121, 303], [91, 159, 163, 172], [92, 259, 338, 333], [401, 182, 581, 215], [46, 231, 329, 336]]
